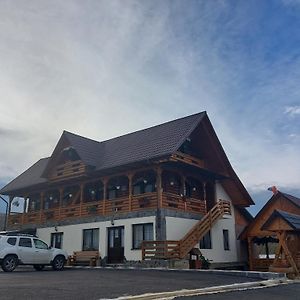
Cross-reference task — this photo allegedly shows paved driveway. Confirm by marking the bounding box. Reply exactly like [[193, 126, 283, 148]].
[[176, 282, 300, 300], [0, 267, 260, 300]]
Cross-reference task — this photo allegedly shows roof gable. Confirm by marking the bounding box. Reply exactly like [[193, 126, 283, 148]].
[[261, 210, 300, 231], [240, 191, 300, 239]]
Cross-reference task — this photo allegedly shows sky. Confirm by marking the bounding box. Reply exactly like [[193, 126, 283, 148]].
[[0, 0, 300, 215]]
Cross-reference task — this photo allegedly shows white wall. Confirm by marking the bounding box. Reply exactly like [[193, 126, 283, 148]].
[[199, 182, 238, 263], [37, 216, 156, 261], [165, 217, 198, 240]]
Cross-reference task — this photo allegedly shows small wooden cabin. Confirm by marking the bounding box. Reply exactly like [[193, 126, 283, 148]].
[[241, 191, 300, 275]]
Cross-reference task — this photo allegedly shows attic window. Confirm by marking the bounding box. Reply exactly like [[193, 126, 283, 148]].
[[179, 138, 192, 155], [58, 147, 80, 164]]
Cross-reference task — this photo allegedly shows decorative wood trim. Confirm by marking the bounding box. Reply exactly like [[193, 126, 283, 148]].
[[247, 237, 253, 270], [128, 173, 133, 212], [79, 184, 84, 216], [156, 167, 162, 209], [102, 178, 108, 216], [59, 188, 63, 220], [40, 192, 44, 223]]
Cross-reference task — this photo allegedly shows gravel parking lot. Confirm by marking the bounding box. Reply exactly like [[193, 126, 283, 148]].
[[0, 267, 261, 300]]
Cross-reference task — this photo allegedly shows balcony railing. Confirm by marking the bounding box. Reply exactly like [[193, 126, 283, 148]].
[[8, 192, 207, 227], [162, 193, 206, 215]]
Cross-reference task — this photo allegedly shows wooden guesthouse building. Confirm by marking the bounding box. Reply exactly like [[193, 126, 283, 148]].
[[0, 112, 253, 265]]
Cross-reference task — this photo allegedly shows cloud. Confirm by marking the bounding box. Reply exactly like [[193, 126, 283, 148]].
[[285, 105, 300, 116], [0, 1, 299, 205]]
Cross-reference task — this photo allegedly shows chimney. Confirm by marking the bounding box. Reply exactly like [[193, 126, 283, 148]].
[[267, 186, 278, 195]]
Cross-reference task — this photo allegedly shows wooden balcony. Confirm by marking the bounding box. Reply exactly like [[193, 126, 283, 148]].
[[170, 152, 205, 169], [8, 192, 207, 228], [162, 193, 206, 215]]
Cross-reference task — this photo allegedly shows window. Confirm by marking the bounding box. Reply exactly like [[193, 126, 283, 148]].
[[51, 232, 63, 249], [132, 171, 156, 195], [7, 238, 17, 246], [223, 229, 230, 250], [132, 223, 153, 249], [200, 230, 212, 249], [34, 239, 48, 250], [83, 228, 99, 251], [19, 238, 32, 248]]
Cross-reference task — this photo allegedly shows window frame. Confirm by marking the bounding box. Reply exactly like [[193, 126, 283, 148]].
[[200, 230, 212, 249], [132, 223, 154, 250], [82, 228, 99, 251], [18, 237, 33, 248], [50, 232, 64, 249], [223, 229, 230, 251]]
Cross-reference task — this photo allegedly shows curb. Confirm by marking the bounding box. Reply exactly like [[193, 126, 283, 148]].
[[65, 265, 286, 280], [104, 278, 291, 300]]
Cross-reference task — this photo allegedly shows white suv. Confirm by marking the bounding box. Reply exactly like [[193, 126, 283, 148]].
[[0, 233, 68, 272]]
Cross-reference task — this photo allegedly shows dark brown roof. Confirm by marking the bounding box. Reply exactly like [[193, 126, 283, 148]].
[[0, 158, 49, 194], [261, 209, 300, 231], [282, 192, 300, 208], [0, 112, 206, 194]]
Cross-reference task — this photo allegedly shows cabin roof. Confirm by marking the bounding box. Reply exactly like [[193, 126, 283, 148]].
[[0, 111, 253, 206], [239, 191, 300, 239], [1, 112, 205, 194], [261, 209, 300, 231]]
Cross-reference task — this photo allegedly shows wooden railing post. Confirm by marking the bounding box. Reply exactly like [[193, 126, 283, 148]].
[[141, 242, 145, 260], [203, 182, 207, 213], [40, 192, 44, 223], [8, 196, 14, 226], [248, 237, 253, 270], [181, 175, 187, 211], [128, 173, 133, 212], [79, 183, 84, 217], [22, 195, 26, 225], [156, 167, 162, 209], [102, 178, 108, 215], [59, 188, 63, 220]]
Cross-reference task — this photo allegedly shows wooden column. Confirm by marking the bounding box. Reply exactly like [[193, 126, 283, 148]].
[[128, 173, 133, 212], [181, 175, 187, 211], [59, 188, 63, 220], [79, 183, 84, 217], [102, 178, 108, 215], [8, 196, 14, 226], [156, 167, 163, 209], [22, 196, 27, 225], [247, 237, 253, 270], [39, 192, 44, 223], [203, 182, 207, 213]]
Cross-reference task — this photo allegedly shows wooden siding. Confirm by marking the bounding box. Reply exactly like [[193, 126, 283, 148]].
[[49, 160, 86, 181]]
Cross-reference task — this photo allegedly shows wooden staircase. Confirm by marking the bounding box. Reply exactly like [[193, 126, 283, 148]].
[[142, 200, 231, 260]]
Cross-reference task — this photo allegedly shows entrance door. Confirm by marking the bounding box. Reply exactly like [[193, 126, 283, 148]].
[[108, 226, 124, 263]]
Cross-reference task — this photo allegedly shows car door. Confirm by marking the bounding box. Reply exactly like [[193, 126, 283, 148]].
[[17, 237, 35, 263], [33, 239, 51, 264]]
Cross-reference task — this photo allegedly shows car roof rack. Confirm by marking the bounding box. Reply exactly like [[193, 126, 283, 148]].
[[0, 231, 37, 237]]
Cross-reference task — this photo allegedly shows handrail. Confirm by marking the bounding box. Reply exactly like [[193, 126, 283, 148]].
[[142, 200, 231, 260]]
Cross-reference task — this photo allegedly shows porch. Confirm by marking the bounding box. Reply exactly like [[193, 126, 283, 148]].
[[7, 167, 211, 228]]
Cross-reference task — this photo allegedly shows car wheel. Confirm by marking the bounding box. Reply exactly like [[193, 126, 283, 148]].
[[33, 264, 45, 271], [52, 255, 65, 271], [1, 255, 18, 272]]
